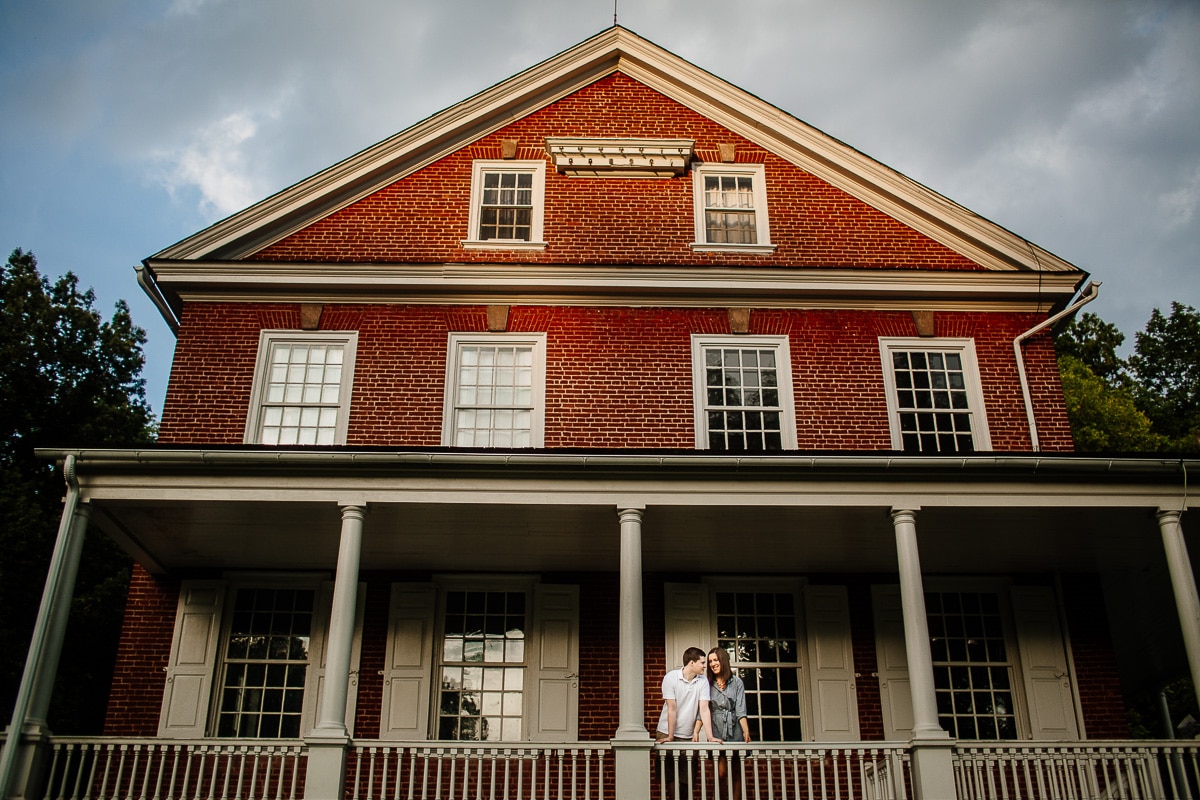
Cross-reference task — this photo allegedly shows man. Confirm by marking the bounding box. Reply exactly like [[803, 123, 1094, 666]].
[[657, 647, 722, 797]]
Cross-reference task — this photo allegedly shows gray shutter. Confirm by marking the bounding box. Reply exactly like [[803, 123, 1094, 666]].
[[528, 584, 580, 742], [871, 585, 914, 740], [379, 583, 436, 739], [804, 585, 859, 741], [159, 580, 227, 737], [1010, 586, 1080, 740], [303, 581, 367, 737], [663, 583, 710, 672]]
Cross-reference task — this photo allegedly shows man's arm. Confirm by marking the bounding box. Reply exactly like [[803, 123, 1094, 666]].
[[697, 699, 722, 743], [664, 698, 678, 741]]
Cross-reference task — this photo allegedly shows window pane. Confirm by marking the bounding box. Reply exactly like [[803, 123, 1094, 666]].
[[702, 346, 785, 451], [890, 349, 975, 453], [451, 344, 536, 447], [928, 591, 1017, 740], [714, 590, 801, 742]]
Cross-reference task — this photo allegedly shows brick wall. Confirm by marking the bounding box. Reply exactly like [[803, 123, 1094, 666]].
[[1061, 575, 1130, 738], [158, 302, 1072, 452], [103, 570, 1128, 742], [104, 564, 179, 735], [253, 74, 981, 271]]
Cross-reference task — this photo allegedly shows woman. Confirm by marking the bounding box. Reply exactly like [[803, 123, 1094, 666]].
[[706, 646, 751, 799]]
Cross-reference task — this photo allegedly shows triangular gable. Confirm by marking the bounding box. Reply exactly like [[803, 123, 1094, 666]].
[[151, 26, 1079, 275]]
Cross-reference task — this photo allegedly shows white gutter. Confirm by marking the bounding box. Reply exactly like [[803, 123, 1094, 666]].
[[1013, 281, 1100, 452], [136, 264, 180, 335], [0, 456, 79, 797]]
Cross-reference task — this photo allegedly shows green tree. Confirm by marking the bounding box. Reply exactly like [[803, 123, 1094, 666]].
[[1057, 355, 1163, 453], [1129, 302, 1200, 453], [1057, 312, 1129, 385], [0, 248, 156, 732]]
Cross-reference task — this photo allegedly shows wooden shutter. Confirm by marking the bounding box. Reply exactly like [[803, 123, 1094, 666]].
[[1010, 586, 1080, 740], [159, 580, 226, 737], [303, 581, 367, 737], [379, 583, 436, 739], [663, 583, 710, 672], [871, 585, 914, 740], [528, 584, 580, 742], [804, 585, 859, 741]]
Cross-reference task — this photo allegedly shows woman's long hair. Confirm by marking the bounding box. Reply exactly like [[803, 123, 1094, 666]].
[[707, 646, 733, 685]]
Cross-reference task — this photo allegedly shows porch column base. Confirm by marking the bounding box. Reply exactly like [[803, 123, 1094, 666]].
[[610, 737, 653, 800], [3, 726, 52, 800], [908, 735, 956, 800], [302, 735, 350, 800]]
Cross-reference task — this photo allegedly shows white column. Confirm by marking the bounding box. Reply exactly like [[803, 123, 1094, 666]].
[[616, 506, 647, 738], [892, 508, 955, 800], [305, 503, 364, 800], [313, 503, 365, 738], [26, 504, 92, 733], [1159, 510, 1200, 701], [611, 505, 652, 800]]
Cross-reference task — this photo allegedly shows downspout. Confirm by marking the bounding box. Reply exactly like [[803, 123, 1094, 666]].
[[136, 264, 180, 335], [0, 456, 80, 798], [1013, 281, 1100, 452]]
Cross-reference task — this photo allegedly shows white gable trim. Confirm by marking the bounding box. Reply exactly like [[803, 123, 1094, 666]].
[[151, 27, 1079, 277]]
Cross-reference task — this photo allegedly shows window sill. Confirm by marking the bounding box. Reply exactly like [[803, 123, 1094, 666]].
[[461, 240, 548, 251], [689, 242, 777, 255]]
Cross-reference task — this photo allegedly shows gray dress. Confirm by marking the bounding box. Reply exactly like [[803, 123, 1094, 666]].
[[709, 675, 747, 741]]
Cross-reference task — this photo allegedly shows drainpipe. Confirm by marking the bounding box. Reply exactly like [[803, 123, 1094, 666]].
[[136, 264, 180, 335], [1013, 281, 1100, 452], [0, 456, 80, 798]]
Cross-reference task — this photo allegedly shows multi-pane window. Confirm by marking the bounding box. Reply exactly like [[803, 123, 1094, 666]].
[[443, 334, 546, 448], [703, 174, 757, 244], [879, 338, 990, 454], [715, 591, 802, 742], [464, 160, 546, 248], [217, 587, 314, 738], [437, 590, 527, 741], [926, 591, 1018, 740], [247, 332, 357, 446], [691, 336, 796, 451], [479, 172, 533, 240], [691, 164, 772, 251]]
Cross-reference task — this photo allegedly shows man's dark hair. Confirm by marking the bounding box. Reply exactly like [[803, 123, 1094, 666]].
[[682, 646, 707, 666]]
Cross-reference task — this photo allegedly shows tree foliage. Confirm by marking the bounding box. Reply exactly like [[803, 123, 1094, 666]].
[[1057, 304, 1200, 454], [0, 248, 156, 732]]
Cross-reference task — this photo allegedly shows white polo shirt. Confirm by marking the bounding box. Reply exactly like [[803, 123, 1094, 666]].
[[656, 667, 711, 738]]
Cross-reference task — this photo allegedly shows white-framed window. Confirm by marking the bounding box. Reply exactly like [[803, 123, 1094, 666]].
[[690, 163, 775, 253], [158, 575, 365, 739], [442, 333, 547, 448], [245, 331, 358, 446], [380, 580, 580, 743], [878, 338, 991, 453], [690, 335, 797, 451], [462, 160, 547, 250]]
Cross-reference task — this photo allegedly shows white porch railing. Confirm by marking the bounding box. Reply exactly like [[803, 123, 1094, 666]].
[[35, 738, 306, 800], [653, 742, 911, 800], [952, 740, 1200, 800], [346, 741, 610, 800]]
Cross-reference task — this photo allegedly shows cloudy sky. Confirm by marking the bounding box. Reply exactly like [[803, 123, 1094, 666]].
[[2, 0, 1197, 416]]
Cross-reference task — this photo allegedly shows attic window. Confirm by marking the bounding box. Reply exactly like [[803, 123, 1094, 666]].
[[690, 163, 776, 254], [463, 160, 547, 251], [545, 138, 694, 178]]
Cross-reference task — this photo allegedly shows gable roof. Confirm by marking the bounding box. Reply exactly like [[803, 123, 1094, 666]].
[[150, 26, 1080, 276]]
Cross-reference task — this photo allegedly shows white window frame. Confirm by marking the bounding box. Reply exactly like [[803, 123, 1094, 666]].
[[690, 334, 798, 450], [432, 576, 537, 742], [462, 159, 548, 250], [244, 330, 358, 446], [878, 337, 992, 453], [442, 332, 547, 448], [690, 162, 776, 253]]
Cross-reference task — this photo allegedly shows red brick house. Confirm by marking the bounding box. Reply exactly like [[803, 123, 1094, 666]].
[[6, 26, 1200, 800]]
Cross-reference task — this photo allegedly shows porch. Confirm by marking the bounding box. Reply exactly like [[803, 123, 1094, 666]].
[[3, 449, 1200, 800], [21, 736, 1200, 800]]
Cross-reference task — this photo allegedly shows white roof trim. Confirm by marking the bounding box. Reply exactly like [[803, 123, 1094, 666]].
[[152, 27, 1080, 275], [146, 260, 1080, 314]]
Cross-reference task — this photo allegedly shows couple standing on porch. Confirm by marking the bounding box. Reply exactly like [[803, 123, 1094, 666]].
[[656, 646, 753, 798]]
